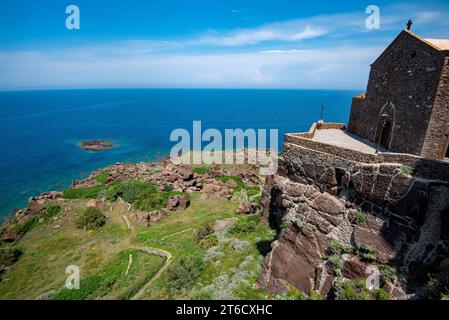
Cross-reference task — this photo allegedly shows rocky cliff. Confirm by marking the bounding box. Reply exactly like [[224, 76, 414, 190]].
[[257, 139, 449, 299]]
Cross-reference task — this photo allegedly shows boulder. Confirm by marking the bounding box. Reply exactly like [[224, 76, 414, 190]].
[[225, 179, 238, 189], [28, 198, 45, 214], [179, 167, 194, 181], [213, 218, 238, 232], [167, 195, 190, 211], [342, 256, 368, 279], [2, 232, 17, 243], [312, 193, 345, 215], [353, 226, 395, 263], [236, 201, 254, 215]]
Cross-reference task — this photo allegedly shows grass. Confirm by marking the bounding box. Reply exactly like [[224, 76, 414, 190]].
[[52, 249, 165, 300]]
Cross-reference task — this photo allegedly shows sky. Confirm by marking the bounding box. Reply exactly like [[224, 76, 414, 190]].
[[0, 0, 448, 90]]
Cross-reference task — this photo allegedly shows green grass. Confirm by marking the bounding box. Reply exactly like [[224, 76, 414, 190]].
[[52, 249, 165, 300], [63, 185, 104, 199], [95, 170, 111, 184], [193, 166, 211, 175]]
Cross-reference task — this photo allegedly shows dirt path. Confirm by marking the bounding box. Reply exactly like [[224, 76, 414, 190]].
[[117, 206, 173, 300], [130, 246, 173, 300]]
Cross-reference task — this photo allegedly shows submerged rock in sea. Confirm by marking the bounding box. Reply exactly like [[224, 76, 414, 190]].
[[80, 140, 114, 151]]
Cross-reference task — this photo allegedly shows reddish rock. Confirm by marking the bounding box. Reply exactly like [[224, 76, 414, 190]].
[[353, 226, 395, 262], [167, 195, 190, 211], [342, 256, 368, 279], [312, 193, 345, 215], [2, 232, 17, 243], [28, 198, 45, 214], [258, 225, 329, 295]]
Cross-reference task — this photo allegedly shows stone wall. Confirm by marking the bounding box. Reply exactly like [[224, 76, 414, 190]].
[[421, 56, 449, 159], [347, 30, 448, 159]]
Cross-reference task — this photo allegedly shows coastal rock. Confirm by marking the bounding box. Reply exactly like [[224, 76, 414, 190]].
[[28, 198, 45, 214]]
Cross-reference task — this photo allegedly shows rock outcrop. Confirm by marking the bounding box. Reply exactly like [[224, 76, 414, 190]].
[[257, 143, 449, 299]]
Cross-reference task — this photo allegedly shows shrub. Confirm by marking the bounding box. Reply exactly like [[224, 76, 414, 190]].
[[328, 255, 343, 270], [400, 165, 415, 176], [335, 279, 370, 300], [375, 288, 390, 300], [379, 264, 398, 283], [198, 234, 219, 249], [299, 202, 309, 212], [166, 256, 205, 291], [229, 239, 249, 252], [0, 248, 23, 268], [75, 207, 107, 230], [203, 246, 224, 262], [229, 219, 257, 236], [357, 244, 377, 261], [355, 211, 366, 224], [196, 224, 213, 242], [280, 222, 289, 230], [292, 218, 305, 231], [134, 189, 166, 211], [309, 290, 324, 300]]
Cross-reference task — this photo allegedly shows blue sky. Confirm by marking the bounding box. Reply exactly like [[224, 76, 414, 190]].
[[0, 0, 448, 90]]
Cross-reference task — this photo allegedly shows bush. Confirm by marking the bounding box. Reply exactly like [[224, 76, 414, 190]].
[[229, 219, 257, 236], [75, 207, 107, 230], [198, 234, 219, 249], [328, 255, 343, 270], [134, 189, 167, 211], [400, 165, 415, 176], [0, 248, 23, 268], [292, 218, 305, 231], [196, 224, 213, 242], [229, 239, 249, 252], [357, 244, 377, 261], [166, 256, 205, 291], [335, 279, 370, 300], [355, 211, 366, 224], [375, 288, 390, 300]]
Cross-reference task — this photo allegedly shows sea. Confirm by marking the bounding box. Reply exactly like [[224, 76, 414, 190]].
[[0, 89, 358, 219]]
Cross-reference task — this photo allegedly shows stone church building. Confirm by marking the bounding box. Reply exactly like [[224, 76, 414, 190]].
[[348, 29, 449, 160]]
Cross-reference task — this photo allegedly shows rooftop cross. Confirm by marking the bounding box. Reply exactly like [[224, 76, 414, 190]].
[[407, 19, 413, 31]]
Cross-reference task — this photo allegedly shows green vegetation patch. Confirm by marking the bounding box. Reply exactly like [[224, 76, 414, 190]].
[[166, 255, 205, 292], [75, 207, 107, 230], [52, 249, 165, 300], [63, 185, 104, 200]]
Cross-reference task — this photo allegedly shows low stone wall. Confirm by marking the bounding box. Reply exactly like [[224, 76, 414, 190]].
[[284, 133, 449, 181]]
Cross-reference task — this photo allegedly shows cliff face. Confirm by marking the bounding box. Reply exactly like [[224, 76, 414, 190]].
[[258, 140, 449, 299]]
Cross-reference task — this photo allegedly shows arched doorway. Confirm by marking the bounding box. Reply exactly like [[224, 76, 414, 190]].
[[379, 119, 392, 149]]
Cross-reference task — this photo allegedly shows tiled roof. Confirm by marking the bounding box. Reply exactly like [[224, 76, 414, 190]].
[[424, 39, 449, 51]]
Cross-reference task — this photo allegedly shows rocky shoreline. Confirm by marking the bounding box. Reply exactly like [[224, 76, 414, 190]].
[[1, 157, 264, 243]]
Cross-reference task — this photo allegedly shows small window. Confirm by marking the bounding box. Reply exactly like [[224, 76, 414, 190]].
[[411, 50, 417, 58]]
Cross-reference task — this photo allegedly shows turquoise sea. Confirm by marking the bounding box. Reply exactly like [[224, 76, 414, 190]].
[[0, 89, 357, 219]]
